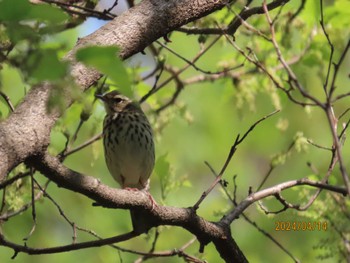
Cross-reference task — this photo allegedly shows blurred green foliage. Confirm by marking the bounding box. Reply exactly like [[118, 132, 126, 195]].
[[0, 0, 350, 262], [76, 46, 132, 97]]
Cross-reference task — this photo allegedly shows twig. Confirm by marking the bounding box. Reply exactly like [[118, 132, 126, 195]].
[[259, 192, 299, 215], [0, 231, 138, 258], [0, 177, 49, 221], [204, 161, 233, 201], [205, 160, 299, 261], [59, 111, 95, 160], [155, 40, 243, 75], [0, 91, 15, 112], [105, 0, 119, 13], [155, 65, 184, 114], [262, 0, 324, 108], [0, 190, 45, 221], [325, 107, 350, 195], [221, 178, 347, 225], [242, 214, 300, 262], [192, 110, 279, 210], [134, 237, 199, 262], [319, 0, 334, 96], [297, 147, 338, 211], [23, 168, 37, 241], [318, 0, 350, 195], [223, 31, 316, 107], [257, 140, 295, 191], [226, 3, 270, 41], [0, 172, 31, 190], [177, 0, 290, 36], [32, 177, 79, 242], [329, 38, 350, 99], [63, 133, 102, 158], [140, 35, 222, 103], [307, 139, 332, 151], [141, 58, 164, 83], [41, 0, 116, 20], [286, 0, 306, 25]]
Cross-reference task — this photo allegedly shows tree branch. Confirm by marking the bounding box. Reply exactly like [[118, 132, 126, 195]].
[[0, 231, 138, 258], [221, 178, 347, 225], [26, 152, 247, 262]]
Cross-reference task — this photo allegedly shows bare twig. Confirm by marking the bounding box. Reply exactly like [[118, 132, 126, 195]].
[[297, 148, 338, 211], [156, 40, 243, 75], [0, 91, 15, 112], [105, 0, 119, 13], [262, 0, 324, 108], [193, 110, 279, 210], [134, 236, 199, 262], [0, 179, 48, 221], [318, 0, 350, 195], [140, 35, 222, 103], [286, 0, 306, 25], [319, 0, 334, 96], [242, 214, 300, 262], [205, 160, 299, 262], [63, 133, 102, 158], [221, 178, 347, 225], [325, 107, 350, 195], [23, 168, 37, 241], [0, 172, 31, 190], [177, 0, 290, 36], [154, 65, 184, 114], [40, 0, 115, 20], [307, 139, 332, 151], [0, 231, 138, 258], [257, 140, 295, 191]]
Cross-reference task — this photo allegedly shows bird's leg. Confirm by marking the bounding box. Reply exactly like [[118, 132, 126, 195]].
[[146, 191, 157, 210]]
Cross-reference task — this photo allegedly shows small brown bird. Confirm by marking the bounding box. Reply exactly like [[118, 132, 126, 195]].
[[96, 90, 155, 232], [96, 90, 155, 190]]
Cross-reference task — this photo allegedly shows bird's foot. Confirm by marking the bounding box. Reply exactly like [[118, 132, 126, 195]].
[[124, 187, 157, 210]]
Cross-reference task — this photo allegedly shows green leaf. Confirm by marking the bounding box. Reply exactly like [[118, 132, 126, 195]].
[[301, 0, 320, 26], [6, 23, 39, 43], [325, 0, 350, 28], [328, 176, 338, 185], [0, 0, 32, 22], [76, 46, 132, 97], [27, 49, 68, 81], [155, 153, 170, 183], [0, 0, 68, 23], [307, 174, 319, 181], [28, 3, 68, 24]]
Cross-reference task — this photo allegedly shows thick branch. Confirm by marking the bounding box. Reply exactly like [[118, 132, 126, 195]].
[[27, 152, 247, 262], [0, 83, 59, 179]]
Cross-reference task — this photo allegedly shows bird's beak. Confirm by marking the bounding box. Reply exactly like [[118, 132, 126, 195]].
[[95, 94, 105, 101]]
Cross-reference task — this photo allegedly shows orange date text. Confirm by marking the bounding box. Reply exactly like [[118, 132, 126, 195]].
[[274, 221, 328, 231]]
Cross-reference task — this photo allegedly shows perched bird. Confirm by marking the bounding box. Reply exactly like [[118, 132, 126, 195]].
[[96, 90, 155, 232], [96, 90, 155, 189]]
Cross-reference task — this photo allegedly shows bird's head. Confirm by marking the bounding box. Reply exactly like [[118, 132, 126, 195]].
[[95, 90, 132, 114]]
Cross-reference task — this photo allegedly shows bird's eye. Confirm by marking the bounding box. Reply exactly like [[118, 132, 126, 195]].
[[113, 97, 123, 104]]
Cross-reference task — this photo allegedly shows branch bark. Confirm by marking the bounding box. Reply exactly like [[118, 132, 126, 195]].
[[27, 152, 247, 262], [0, 83, 59, 179]]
